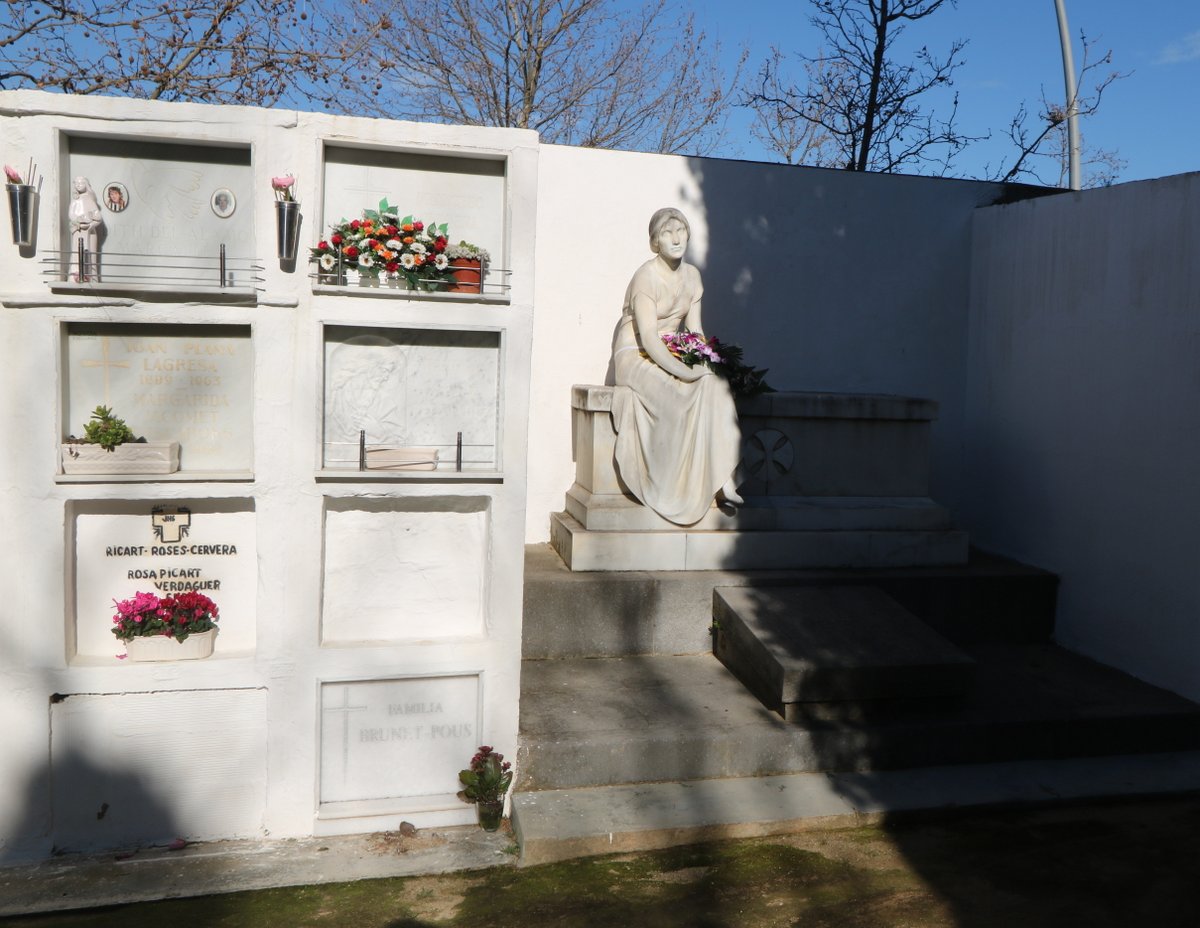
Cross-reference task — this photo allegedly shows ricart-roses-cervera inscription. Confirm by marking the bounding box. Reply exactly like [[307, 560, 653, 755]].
[[73, 502, 257, 658], [320, 675, 480, 807], [66, 324, 253, 472]]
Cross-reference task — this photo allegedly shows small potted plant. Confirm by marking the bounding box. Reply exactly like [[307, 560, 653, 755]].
[[61, 405, 180, 475], [444, 241, 489, 294], [111, 589, 220, 662], [457, 744, 513, 832]]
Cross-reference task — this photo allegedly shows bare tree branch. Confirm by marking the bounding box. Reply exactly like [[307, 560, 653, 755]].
[[993, 33, 1128, 188], [0, 0, 372, 107], [743, 0, 978, 174], [321, 0, 745, 155]]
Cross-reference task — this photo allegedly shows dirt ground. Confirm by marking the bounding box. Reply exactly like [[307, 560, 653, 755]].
[[4, 796, 1200, 928]]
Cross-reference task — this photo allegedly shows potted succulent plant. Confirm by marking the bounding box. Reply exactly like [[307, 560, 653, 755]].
[[457, 745, 513, 831], [444, 241, 489, 294], [111, 589, 220, 661], [61, 405, 180, 475]]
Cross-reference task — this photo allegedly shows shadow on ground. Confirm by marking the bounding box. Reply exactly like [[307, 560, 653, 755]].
[[5, 797, 1199, 927]]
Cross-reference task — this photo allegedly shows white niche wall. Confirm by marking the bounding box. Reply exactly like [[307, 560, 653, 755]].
[[321, 325, 502, 473], [318, 673, 481, 818], [61, 322, 254, 477], [63, 136, 255, 286], [320, 496, 490, 645], [321, 145, 507, 276], [67, 498, 258, 661]]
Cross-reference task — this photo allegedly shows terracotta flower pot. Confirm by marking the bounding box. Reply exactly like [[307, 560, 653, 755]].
[[447, 258, 483, 294]]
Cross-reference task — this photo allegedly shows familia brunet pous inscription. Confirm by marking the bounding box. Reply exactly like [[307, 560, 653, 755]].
[[68, 327, 253, 472], [75, 504, 257, 657], [320, 676, 480, 806]]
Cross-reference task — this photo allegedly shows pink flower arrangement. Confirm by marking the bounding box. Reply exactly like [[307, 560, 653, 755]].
[[661, 329, 773, 397], [111, 589, 219, 643], [4, 164, 23, 184], [271, 173, 297, 202]]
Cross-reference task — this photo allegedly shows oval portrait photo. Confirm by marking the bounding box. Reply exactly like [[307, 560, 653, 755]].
[[211, 188, 236, 219], [103, 182, 129, 213]]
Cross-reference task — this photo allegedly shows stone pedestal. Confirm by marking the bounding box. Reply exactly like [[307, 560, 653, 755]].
[[551, 386, 968, 571]]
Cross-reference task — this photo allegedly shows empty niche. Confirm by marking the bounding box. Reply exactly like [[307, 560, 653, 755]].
[[322, 326, 501, 472], [50, 688, 267, 852], [62, 322, 254, 475], [321, 497, 489, 645], [322, 145, 505, 272], [63, 136, 254, 286], [68, 498, 257, 660]]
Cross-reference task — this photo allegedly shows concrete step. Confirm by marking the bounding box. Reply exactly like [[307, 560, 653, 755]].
[[551, 511, 969, 572], [712, 586, 977, 717], [517, 651, 1200, 791], [511, 751, 1200, 866], [521, 544, 1058, 660]]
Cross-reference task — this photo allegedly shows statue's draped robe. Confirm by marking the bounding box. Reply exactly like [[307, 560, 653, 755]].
[[610, 259, 740, 525]]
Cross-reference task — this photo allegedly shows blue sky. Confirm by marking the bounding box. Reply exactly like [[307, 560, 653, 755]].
[[695, 0, 1200, 183]]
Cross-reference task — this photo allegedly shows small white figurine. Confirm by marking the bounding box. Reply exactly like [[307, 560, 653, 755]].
[[68, 176, 104, 281]]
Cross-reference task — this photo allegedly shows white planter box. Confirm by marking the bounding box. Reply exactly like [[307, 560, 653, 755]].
[[124, 628, 216, 662], [61, 441, 180, 475]]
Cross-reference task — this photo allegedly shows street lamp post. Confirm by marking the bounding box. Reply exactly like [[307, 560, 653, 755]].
[[1054, 0, 1082, 190]]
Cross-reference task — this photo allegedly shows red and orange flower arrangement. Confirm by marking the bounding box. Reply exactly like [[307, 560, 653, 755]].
[[310, 198, 451, 290]]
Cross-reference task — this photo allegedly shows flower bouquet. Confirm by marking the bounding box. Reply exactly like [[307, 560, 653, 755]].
[[311, 198, 451, 290], [111, 590, 220, 661], [661, 330, 773, 397], [457, 744, 513, 831]]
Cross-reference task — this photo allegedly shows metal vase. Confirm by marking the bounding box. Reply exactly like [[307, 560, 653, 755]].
[[275, 199, 301, 262], [7, 183, 37, 247]]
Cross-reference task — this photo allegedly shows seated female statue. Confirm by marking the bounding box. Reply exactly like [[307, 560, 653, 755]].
[[610, 207, 742, 525]]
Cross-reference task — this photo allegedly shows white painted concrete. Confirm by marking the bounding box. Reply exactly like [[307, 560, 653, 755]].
[[964, 174, 1200, 702], [0, 90, 536, 864]]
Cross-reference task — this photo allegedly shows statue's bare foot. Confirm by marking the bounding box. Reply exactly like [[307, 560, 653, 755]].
[[717, 480, 743, 508]]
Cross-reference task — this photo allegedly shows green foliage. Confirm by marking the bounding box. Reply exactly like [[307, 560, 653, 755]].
[[82, 405, 137, 451], [458, 745, 513, 804]]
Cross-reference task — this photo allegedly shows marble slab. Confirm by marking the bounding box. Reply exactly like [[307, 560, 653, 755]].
[[72, 500, 257, 658], [319, 675, 480, 807], [65, 324, 253, 472]]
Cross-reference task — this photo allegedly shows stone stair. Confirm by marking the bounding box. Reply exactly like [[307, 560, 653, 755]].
[[512, 545, 1200, 865]]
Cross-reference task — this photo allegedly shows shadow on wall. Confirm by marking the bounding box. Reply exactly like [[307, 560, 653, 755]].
[[0, 628, 184, 869], [519, 159, 1184, 927]]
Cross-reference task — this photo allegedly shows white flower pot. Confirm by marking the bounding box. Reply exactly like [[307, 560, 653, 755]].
[[61, 441, 180, 475], [124, 628, 216, 662]]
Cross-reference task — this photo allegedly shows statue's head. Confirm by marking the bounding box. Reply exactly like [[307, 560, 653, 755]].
[[73, 176, 88, 193], [648, 208, 690, 253]]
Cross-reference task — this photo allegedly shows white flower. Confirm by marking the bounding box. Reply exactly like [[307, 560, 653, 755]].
[[319, 253, 337, 270], [358, 253, 374, 268], [410, 241, 427, 255], [400, 253, 416, 269], [434, 253, 449, 270], [385, 239, 402, 251], [417, 231, 432, 243]]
